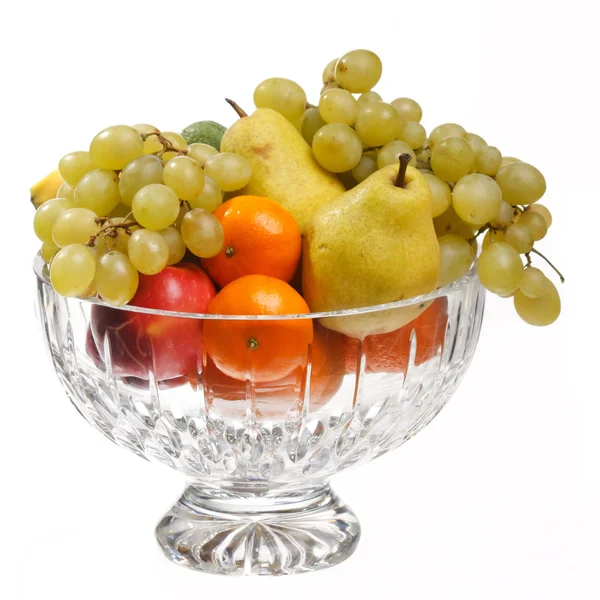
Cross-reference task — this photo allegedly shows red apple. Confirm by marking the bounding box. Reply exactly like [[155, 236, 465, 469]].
[[90, 263, 216, 381]]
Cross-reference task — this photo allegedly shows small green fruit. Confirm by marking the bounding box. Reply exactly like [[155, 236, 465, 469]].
[[181, 120, 227, 150]]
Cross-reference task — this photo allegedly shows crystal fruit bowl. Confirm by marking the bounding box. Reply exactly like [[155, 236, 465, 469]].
[[34, 254, 485, 575]]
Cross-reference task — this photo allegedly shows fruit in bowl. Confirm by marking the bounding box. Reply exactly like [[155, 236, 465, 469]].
[[32, 48, 563, 575], [90, 263, 215, 381]]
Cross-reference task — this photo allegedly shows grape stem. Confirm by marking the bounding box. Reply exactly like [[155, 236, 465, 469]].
[[86, 218, 138, 247], [225, 98, 248, 118], [140, 132, 188, 156], [529, 248, 565, 283], [467, 225, 490, 245], [395, 154, 412, 188]]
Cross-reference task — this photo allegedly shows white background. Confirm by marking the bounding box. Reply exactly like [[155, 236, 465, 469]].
[[1, 0, 596, 598]]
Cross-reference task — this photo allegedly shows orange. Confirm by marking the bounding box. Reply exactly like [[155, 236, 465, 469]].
[[203, 274, 313, 383], [202, 195, 302, 288], [343, 297, 449, 373], [202, 323, 344, 411]]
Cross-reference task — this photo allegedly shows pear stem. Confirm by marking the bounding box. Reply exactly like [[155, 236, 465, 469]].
[[395, 154, 412, 188], [225, 98, 248, 118]]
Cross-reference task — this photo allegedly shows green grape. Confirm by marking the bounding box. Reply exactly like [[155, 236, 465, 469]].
[[319, 88, 358, 125], [95, 251, 139, 306], [514, 279, 560, 326], [495, 162, 546, 205], [132, 183, 180, 230], [377, 140, 416, 169], [174, 204, 188, 230], [465, 133, 487, 155], [490, 200, 516, 228], [163, 155, 205, 201], [504, 223, 534, 254], [482, 228, 505, 249], [398, 121, 427, 149], [80, 281, 97, 298], [162, 132, 188, 150], [52, 207, 99, 247], [525, 204, 552, 227], [181, 208, 225, 258], [119, 154, 164, 206], [159, 132, 189, 162], [518, 210, 548, 241], [419, 169, 433, 175], [474, 146, 502, 176], [416, 148, 431, 168], [519, 266, 549, 299], [41, 241, 60, 263], [321, 82, 341, 93], [357, 91, 383, 108], [127, 229, 169, 275], [301, 108, 327, 145], [158, 227, 186, 265], [351, 155, 378, 182], [146, 131, 189, 160], [89, 125, 144, 170], [429, 123, 467, 148], [189, 176, 222, 212], [355, 102, 402, 147], [390, 98, 422, 123], [438, 234, 475, 287], [431, 137, 474, 183], [434, 205, 464, 236], [500, 156, 521, 169], [312, 123, 362, 172], [58, 151, 95, 187], [74, 169, 121, 216], [337, 170, 357, 190], [204, 152, 252, 191], [424, 173, 452, 218], [253, 78, 307, 121], [33, 197, 74, 243], [322, 58, 338, 83], [98, 217, 131, 255], [56, 182, 75, 202], [109, 203, 131, 218], [143, 133, 163, 155], [50, 244, 96, 297], [452, 173, 502, 225], [187, 143, 219, 166], [133, 124, 159, 135], [477, 242, 523, 295], [334, 49, 382, 93]]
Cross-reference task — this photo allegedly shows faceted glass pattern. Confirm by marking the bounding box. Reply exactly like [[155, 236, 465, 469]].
[[34, 255, 485, 575]]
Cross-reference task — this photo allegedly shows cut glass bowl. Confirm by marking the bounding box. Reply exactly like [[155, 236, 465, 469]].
[[34, 255, 485, 575]]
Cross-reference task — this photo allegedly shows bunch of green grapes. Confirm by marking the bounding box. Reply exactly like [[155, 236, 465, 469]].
[[253, 48, 562, 326], [254, 50, 427, 187], [33, 123, 253, 306], [427, 128, 561, 326]]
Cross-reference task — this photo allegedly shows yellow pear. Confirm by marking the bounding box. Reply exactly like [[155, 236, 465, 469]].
[[220, 103, 345, 233], [303, 159, 440, 338]]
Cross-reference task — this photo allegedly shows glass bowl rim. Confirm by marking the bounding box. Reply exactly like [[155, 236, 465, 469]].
[[34, 253, 479, 321]]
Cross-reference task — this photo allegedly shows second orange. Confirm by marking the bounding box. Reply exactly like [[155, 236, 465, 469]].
[[202, 195, 302, 288]]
